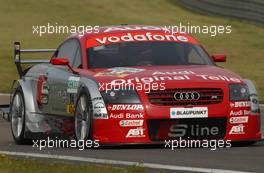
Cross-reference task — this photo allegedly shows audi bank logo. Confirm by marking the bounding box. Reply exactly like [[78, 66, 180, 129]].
[[174, 92, 200, 101]]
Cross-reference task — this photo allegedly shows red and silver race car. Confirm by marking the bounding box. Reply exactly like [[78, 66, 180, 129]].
[[7, 25, 261, 145]]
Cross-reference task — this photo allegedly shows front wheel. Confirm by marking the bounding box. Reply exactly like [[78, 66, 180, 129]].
[[74, 89, 93, 141]]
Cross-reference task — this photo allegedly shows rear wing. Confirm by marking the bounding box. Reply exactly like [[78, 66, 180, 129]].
[[14, 42, 56, 78]]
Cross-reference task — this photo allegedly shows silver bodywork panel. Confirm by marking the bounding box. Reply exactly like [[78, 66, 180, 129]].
[[244, 79, 260, 114], [14, 63, 106, 136]]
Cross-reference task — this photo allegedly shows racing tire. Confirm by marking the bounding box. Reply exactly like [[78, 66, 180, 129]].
[[74, 88, 93, 141], [10, 87, 28, 144]]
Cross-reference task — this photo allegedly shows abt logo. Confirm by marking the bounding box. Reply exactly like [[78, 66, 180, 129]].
[[229, 124, 245, 134], [168, 124, 219, 138], [126, 128, 145, 138]]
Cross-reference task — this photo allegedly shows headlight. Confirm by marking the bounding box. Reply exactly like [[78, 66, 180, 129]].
[[101, 89, 141, 104], [229, 84, 250, 101]]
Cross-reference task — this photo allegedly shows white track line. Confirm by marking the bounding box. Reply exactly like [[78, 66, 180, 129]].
[[0, 151, 251, 173], [0, 94, 10, 97]]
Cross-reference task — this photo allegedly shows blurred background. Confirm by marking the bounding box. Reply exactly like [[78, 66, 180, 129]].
[[0, 0, 263, 101]]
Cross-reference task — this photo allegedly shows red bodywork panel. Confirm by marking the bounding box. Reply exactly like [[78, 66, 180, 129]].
[[63, 25, 261, 144]]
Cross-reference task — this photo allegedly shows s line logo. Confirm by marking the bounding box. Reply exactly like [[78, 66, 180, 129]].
[[168, 124, 219, 137], [126, 128, 145, 138], [168, 124, 187, 137]]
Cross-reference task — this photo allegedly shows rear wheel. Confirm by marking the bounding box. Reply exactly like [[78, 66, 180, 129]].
[[10, 87, 27, 144], [74, 89, 93, 141]]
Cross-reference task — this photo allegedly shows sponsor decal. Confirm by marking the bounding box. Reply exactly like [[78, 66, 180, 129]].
[[42, 83, 49, 95], [94, 32, 189, 45], [41, 95, 49, 104], [230, 110, 250, 116], [67, 77, 80, 93], [94, 113, 108, 119], [66, 104, 75, 115], [109, 113, 144, 119], [230, 101, 251, 108], [152, 71, 196, 75], [86, 31, 197, 48], [230, 116, 248, 124], [93, 102, 108, 119], [170, 107, 208, 119], [102, 26, 164, 33], [119, 120, 144, 127], [168, 124, 219, 138], [107, 104, 144, 111], [194, 74, 241, 83], [92, 97, 103, 101], [57, 90, 67, 104], [94, 102, 105, 110], [69, 94, 75, 104], [110, 74, 241, 84], [37, 75, 49, 105], [126, 128, 145, 138], [229, 124, 245, 134], [95, 67, 144, 77]]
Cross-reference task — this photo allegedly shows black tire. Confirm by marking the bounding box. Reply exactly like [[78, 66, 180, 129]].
[[74, 88, 93, 141], [10, 87, 27, 144]]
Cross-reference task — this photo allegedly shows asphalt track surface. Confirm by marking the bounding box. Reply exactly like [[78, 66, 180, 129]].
[[0, 94, 264, 173]]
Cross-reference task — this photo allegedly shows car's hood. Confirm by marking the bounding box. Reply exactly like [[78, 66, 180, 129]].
[[88, 65, 243, 87]]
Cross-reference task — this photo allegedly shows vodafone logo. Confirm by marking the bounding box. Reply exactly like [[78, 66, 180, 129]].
[[95, 32, 189, 45], [108, 104, 144, 111]]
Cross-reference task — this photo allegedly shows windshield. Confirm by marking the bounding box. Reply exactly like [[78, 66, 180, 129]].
[[87, 42, 213, 68]]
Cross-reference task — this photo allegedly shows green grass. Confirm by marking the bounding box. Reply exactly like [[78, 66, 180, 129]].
[[0, 154, 148, 173], [0, 0, 263, 101]]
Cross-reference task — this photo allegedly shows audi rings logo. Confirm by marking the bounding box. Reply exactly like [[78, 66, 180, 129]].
[[174, 92, 200, 101]]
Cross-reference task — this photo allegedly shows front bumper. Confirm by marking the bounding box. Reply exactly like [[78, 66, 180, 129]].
[[92, 103, 261, 144]]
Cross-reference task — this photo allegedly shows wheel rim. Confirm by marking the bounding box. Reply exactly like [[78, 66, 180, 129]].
[[11, 93, 24, 138], [75, 95, 90, 140]]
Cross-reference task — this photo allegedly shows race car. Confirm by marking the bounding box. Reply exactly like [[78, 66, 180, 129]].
[[8, 25, 261, 145]]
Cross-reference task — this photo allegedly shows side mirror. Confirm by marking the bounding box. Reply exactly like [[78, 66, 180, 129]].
[[211, 54, 226, 62], [50, 58, 78, 74], [50, 58, 69, 65]]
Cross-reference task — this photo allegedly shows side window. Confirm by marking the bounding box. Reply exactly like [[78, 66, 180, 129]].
[[72, 46, 82, 68], [56, 39, 82, 67], [188, 49, 204, 64], [187, 46, 206, 65]]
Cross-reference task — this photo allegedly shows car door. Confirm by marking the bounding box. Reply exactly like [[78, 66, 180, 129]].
[[42, 38, 82, 116]]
